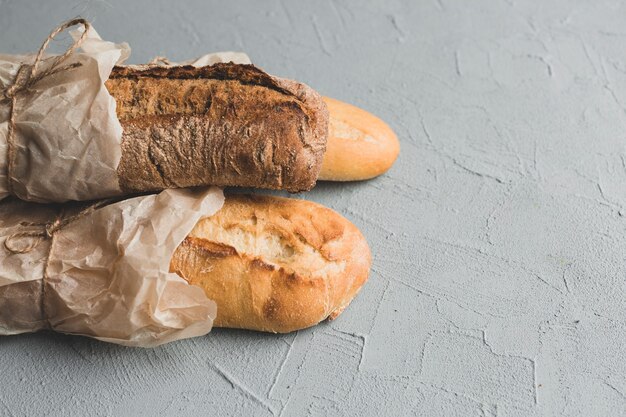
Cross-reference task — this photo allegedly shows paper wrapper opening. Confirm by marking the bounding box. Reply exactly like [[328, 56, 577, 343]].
[[0, 187, 224, 347]]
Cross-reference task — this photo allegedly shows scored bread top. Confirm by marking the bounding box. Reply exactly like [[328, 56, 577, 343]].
[[188, 194, 355, 278], [105, 63, 329, 193], [108, 64, 302, 120]]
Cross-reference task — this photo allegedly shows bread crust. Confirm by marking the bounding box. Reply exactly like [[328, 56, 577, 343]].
[[320, 96, 399, 181], [105, 64, 329, 193], [170, 194, 371, 333]]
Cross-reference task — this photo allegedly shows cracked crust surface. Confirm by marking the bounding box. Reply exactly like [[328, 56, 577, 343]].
[[106, 63, 328, 193], [169, 194, 371, 333]]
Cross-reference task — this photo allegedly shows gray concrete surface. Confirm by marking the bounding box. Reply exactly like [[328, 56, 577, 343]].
[[2, 0, 626, 415]]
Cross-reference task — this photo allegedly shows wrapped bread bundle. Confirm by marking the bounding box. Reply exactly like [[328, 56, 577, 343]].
[[0, 19, 376, 347], [0, 20, 399, 204], [0, 187, 224, 347], [0, 189, 370, 346], [0, 20, 327, 203]]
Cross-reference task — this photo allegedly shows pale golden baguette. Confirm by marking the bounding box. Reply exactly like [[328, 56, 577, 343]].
[[320, 97, 400, 181], [170, 194, 371, 333]]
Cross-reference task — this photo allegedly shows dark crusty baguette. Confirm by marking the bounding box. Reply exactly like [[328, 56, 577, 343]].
[[170, 194, 371, 333], [105, 63, 329, 193]]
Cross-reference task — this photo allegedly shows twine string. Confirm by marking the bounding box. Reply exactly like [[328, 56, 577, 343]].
[[1, 18, 91, 196], [3, 198, 114, 254]]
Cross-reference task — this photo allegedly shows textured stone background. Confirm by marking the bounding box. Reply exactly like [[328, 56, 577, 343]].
[[2, 0, 626, 415]]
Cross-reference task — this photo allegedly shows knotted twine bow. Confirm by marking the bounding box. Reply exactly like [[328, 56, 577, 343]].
[[0, 18, 110, 255], [0, 18, 91, 197]]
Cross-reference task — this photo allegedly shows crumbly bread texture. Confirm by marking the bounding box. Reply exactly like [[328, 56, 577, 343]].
[[105, 63, 329, 193], [170, 194, 371, 333], [319, 96, 399, 181]]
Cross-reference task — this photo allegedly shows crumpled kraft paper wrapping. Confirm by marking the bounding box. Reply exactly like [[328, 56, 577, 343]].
[[0, 186, 224, 347], [0, 28, 129, 202], [0, 25, 251, 203]]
